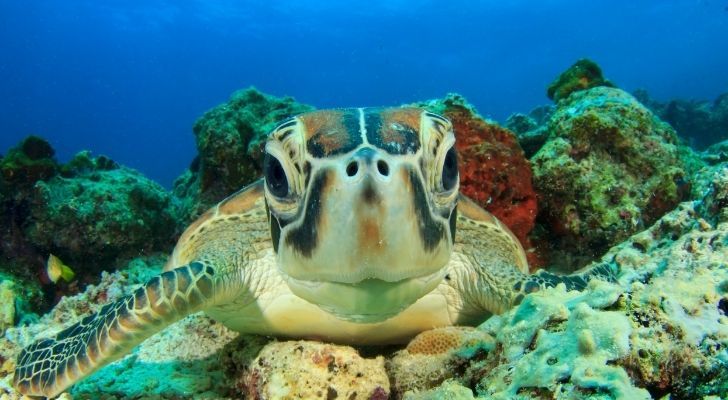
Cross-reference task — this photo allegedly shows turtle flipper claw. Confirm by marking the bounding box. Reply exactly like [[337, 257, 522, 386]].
[[13, 262, 217, 397]]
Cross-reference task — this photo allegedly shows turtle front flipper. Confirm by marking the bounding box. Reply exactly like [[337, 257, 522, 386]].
[[516, 262, 618, 297], [13, 261, 218, 398], [452, 195, 618, 316]]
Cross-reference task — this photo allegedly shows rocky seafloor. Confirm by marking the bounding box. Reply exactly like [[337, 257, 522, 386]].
[[0, 60, 726, 399]]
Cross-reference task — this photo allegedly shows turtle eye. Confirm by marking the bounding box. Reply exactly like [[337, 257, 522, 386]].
[[264, 154, 289, 198], [441, 146, 458, 191]]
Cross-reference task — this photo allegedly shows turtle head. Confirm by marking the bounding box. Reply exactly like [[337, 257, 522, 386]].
[[263, 108, 458, 322]]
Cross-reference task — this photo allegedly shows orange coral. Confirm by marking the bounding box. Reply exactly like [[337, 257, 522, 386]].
[[440, 105, 542, 267]]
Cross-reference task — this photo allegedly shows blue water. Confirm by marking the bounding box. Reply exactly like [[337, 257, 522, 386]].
[[2, 1, 727, 187]]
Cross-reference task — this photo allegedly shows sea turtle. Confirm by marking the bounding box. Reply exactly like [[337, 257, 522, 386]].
[[14, 107, 615, 397]]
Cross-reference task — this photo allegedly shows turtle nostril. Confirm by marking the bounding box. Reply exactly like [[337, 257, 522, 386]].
[[377, 160, 389, 176], [346, 161, 359, 177]]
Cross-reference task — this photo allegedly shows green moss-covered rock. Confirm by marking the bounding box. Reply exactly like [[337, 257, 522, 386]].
[[505, 105, 554, 157], [0, 136, 63, 286], [694, 162, 728, 224], [25, 158, 179, 275], [532, 87, 697, 270], [0, 136, 58, 191], [60, 150, 119, 177], [547, 59, 615, 102], [174, 87, 314, 223], [634, 89, 728, 150]]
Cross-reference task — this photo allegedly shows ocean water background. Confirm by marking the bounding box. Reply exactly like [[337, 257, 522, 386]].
[[1, 0, 727, 187]]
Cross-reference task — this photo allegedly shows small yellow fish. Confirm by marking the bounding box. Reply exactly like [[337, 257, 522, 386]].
[[46, 254, 75, 283]]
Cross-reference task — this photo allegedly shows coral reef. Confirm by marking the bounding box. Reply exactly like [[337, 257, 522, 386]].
[[173, 87, 314, 223], [0, 139, 180, 317], [702, 139, 728, 165], [388, 281, 651, 399], [547, 58, 615, 102], [531, 86, 696, 271], [389, 170, 727, 398], [634, 89, 728, 149], [26, 152, 179, 276], [403, 380, 476, 399], [0, 256, 243, 400], [1, 87, 725, 399], [414, 94, 540, 265]]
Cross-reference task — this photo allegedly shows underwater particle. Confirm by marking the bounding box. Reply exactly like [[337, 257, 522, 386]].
[[46, 254, 76, 283], [547, 58, 615, 102]]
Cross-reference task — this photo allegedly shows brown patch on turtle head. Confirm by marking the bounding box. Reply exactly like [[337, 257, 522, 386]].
[[299, 109, 363, 158]]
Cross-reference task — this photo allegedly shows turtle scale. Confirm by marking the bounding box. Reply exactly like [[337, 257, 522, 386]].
[[13, 107, 616, 397]]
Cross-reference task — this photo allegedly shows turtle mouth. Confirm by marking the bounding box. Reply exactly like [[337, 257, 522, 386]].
[[283, 268, 446, 323]]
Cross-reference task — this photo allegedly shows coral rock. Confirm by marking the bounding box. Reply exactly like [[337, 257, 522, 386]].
[[26, 157, 179, 276], [532, 87, 695, 270], [237, 340, 390, 400], [0, 136, 58, 187], [506, 112, 549, 158], [389, 327, 494, 396], [0, 281, 16, 333], [402, 380, 476, 400], [635, 89, 728, 150]]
